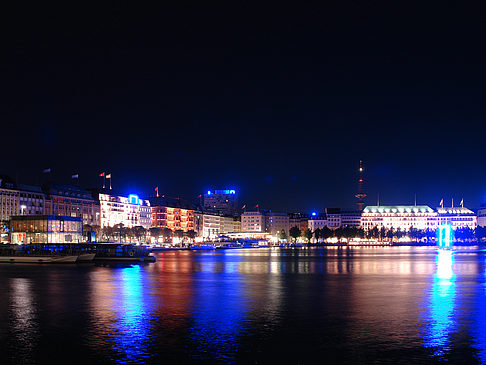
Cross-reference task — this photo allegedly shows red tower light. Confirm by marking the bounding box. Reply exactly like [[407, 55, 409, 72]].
[[355, 160, 366, 211]]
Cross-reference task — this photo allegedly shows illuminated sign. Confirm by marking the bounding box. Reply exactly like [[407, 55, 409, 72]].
[[438, 224, 453, 249], [211, 189, 237, 195], [128, 194, 140, 205]]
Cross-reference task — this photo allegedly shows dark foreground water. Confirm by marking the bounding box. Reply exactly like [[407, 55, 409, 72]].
[[1, 247, 486, 364]]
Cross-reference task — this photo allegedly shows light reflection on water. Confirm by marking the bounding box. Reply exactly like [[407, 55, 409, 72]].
[[5, 247, 486, 363], [421, 250, 456, 358]]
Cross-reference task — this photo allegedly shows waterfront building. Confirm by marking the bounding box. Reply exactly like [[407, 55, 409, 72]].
[[361, 205, 437, 231], [437, 206, 477, 230], [221, 215, 241, 234], [202, 212, 222, 239], [340, 209, 362, 227], [308, 213, 327, 231], [43, 183, 100, 226], [265, 212, 289, 235], [241, 211, 265, 232], [0, 177, 46, 223], [478, 205, 486, 227], [241, 210, 289, 235], [289, 212, 309, 232], [325, 208, 342, 229], [92, 190, 151, 229], [203, 189, 239, 216], [150, 196, 195, 232], [10, 215, 83, 244]]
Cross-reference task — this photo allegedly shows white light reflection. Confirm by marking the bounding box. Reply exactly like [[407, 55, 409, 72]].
[[10, 278, 38, 363], [421, 250, 456, 359]]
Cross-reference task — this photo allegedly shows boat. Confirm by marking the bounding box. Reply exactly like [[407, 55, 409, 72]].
[[0, 244, 79, 264], [190, 244, 217, 250], [76, 253, 96, 262], [91, 243, 154, 262]]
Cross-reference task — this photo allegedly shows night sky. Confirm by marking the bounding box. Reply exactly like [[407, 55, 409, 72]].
[[2, 2, 486, 212]]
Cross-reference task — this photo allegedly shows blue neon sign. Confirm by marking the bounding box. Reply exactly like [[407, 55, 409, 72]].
[[128, 194, 140, 205]]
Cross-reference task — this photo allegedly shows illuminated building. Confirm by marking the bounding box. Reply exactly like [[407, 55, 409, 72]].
[[289, 213, 309, 232], [93, 190, 151, 229], [241, 210, 289, 235], [478, 205, 486, 227], [221, 215, 241, 234], [0, 176, 45, 222], [265, 212, 289, 235], [10, 215, 83, 244], [436, 206, 476, 230], [361, 205, 437, 231], [308, 213, 327, 231], [203, 189, 239, 216], [339, 209, 362, 227], [241, 211, 265, 232], [43, 183, 100, 226], [202, 213, 222, 239], [150, 196, 195, 232]]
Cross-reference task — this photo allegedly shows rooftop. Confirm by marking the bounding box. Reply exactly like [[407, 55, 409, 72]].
[[363, 205, 435, 214]]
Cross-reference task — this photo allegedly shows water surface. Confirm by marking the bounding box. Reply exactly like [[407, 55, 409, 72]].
[[1, 247, 486, 364]]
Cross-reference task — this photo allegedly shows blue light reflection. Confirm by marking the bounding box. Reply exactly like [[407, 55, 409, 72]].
[[422, 250, 456, 359], [112, 265, 152, 363]]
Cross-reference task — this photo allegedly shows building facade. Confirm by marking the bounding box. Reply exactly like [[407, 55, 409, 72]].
[[436, 206, 477, 230], [150, 196, 195, 232], [95, 191, 151, 229], [361, 205, 437, 231], [241, 211, 266, 232], [478, 205, 486, 227], [289, 213, 309, 232], [43, 183, 100, 226], [10, 215, 83, 244], [203, 189, 239, 216], [265, 212, 290, 235], [0, 176, 45, 222]]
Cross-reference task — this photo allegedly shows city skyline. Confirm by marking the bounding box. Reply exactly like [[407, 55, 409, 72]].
[[3, 3, 486, 212]]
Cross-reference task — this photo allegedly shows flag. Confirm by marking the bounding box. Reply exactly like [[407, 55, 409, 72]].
[[155, 186, 159, 197], [106, 173, 111, 178], [440, 198, 443, 207], [99, 172, 105, 177], [242, 205, 246, 209], [255, 204, 259, 208], [460, 198, 464, 207], [43, 168, 51, 173], [71, 174, 79, 179]]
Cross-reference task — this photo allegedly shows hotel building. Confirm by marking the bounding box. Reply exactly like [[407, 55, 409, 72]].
[[436, 206, 476, 230], [150, 196, 195, 232], [241, 210, 289, 235], [203, 189, 239, 216], [43, 183, 100, 226], [94, 190, 151, 229], [361, 205, 438, 231], [0, 176, 45, 222]]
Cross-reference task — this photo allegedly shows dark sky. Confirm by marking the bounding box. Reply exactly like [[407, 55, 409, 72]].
[[2, 1, 486, 212]]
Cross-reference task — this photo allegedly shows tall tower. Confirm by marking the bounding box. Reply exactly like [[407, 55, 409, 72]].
[[355, 160, 366, 211]]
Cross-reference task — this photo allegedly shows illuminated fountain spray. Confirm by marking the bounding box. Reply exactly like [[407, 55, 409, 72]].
[[437, 224, 453, 250]]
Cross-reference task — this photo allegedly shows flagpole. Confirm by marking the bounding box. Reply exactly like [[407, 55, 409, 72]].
[[103, 175, 105, 189], [109, 175, 112, 190]]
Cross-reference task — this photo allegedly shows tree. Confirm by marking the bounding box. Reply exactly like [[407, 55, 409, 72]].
[[133, 226, 147, 243], [174, 229, 184, 241], [314, 228, 322, 243], [302, 228, 313, 244], [149, 227, 162, 242], [186, 230, 197, 240], [162, 228, 173, 242], [289, 226, 301, 243], [278, 229, 287, 241]]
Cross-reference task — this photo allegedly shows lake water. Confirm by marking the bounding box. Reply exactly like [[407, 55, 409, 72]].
[[1, 247, 486, 364]]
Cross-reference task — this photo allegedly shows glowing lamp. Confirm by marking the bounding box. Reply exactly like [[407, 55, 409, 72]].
[[312, 212, 317, 216]]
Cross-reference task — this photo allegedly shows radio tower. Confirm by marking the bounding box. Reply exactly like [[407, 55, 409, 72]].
[[355, 160, 366, 211]]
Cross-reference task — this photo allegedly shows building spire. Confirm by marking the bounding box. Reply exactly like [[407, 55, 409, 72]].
[[355, 160, 366, 211]]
